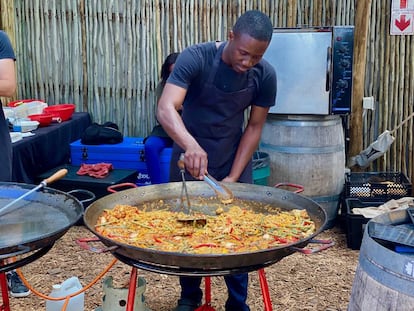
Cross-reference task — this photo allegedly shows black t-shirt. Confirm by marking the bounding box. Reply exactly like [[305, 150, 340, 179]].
[[167, 41, 276, 108], [0, 30, 16, 181]]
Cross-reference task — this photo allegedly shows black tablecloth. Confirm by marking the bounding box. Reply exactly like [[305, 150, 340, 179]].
[[11, 112, 92, 183]]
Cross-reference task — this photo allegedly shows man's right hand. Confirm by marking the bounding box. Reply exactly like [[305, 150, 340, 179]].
[[181, 147, 208, 179]]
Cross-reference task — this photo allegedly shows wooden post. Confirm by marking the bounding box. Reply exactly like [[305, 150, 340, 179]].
[[349, 0, 373, 168]]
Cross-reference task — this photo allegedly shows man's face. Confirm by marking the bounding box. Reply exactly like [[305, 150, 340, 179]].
[[225, 31, 269, 74]]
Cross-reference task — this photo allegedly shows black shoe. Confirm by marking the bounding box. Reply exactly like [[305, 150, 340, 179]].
[[173, 298, 201, 311], [6, 271, 30, 298]]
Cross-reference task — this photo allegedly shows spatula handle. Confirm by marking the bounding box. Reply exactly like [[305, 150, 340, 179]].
[[42, 168, 68, 185]]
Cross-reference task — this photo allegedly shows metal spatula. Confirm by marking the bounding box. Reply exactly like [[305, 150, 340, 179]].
[[203, 173, 234, 204], [0, 168, 68, 216], [177, 154, 192, 211]]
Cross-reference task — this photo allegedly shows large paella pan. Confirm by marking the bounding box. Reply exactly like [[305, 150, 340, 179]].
[[0, 182, 83, 272], [84, 182, 327, 276]]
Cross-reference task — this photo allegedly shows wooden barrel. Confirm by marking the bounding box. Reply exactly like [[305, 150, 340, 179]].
[[348, 210, 414, 310], [260, 115, 345, 229]]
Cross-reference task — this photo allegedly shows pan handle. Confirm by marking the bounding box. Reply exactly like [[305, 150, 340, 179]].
[[274, 183, 304, 193], [107, 182, 138, 193], [67, 189, 96, 205], [0, 244, 53, 273], [76, 237, 118, 253], [290, 239, 335, 255], [0, 245, 31, 260]]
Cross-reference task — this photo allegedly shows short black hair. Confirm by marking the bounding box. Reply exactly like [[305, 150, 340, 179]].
[[232, 10, 273, 42], [161, 52, 180, 82]]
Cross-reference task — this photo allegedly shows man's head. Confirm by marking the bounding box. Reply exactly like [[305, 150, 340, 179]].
[[223, 10, 273, 73], [232, 10, 273, 42]]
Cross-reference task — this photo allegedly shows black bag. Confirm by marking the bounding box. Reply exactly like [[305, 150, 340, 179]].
[[81, 122, 123, 145]]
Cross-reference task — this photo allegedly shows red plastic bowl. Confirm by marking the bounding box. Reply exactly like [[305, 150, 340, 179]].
[[43, 104, 75, 121], [7, 99, 44, 107], [28, 113, 53, 127]]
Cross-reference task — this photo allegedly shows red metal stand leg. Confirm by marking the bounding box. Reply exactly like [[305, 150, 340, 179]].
[[126, 267, 138, 311], [0, 272, 10, 311], [204, 276, 211, 305], [195, 276, 215, 311], [258, 269, 273, 311]]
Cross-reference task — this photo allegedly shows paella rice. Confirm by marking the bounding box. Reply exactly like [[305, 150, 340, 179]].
[[95, 199, 316, 254]]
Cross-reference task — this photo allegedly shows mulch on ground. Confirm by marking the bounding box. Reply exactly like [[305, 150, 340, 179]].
[[2, 224, 359, 311]]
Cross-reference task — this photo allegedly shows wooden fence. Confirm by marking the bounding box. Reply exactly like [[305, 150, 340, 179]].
[[1, 0, 413, 184]]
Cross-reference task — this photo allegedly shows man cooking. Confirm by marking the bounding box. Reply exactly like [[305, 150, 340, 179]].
[[157, 10, 276, 311]]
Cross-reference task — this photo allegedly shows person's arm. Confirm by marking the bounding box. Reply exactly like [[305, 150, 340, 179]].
[[0, 58, 16, 97], [223, 105, 270, 182], [157, 82, 208, 179]]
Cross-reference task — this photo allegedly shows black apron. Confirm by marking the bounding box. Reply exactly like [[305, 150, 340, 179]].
[[0, 106, 12, 181], [170, 43, 255, 183]]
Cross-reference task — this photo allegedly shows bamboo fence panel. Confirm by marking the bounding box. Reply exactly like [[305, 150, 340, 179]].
[[2, 0, 414, 184]]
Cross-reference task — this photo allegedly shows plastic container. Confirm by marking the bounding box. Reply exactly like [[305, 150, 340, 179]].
[[345, 171, 412, 201], [45, 276, 84, 311], [70, 137, 151, 186], [9, 100, 48, 118], [28, 113, 54, 127], [344, 198, 385, 250], [43, 104, 75, 121], [159, 147, 172, 184], [12, 120, 39, 132], [252, 151, 270, 186]]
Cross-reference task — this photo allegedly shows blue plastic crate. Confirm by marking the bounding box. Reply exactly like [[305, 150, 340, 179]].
[[70, 137, 151, 185]]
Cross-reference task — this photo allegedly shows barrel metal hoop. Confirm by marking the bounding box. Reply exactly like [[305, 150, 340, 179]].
[[266, 118, 341, 127], [260, 142, 344, 154], [358, 233, 414, 297], [307, 194, 341, 203], [360, 252, 414, 292]]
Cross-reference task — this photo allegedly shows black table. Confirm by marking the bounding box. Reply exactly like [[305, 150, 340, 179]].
[[36, 164, 138, 203], [11, 112, 92, 183]]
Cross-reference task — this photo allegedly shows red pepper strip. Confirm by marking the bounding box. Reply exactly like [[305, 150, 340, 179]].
[[274, 237, 289, 244], [193, 243, 218, 249], [108, 234, 131, 239], [231, 234, 241, 241], [153, 236, 163, 243]]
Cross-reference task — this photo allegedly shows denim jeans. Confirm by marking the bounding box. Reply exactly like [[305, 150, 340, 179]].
[[179, 273, 250, 310]]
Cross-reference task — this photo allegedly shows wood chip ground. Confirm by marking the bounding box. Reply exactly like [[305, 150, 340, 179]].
[[1, 224, 359, 311]]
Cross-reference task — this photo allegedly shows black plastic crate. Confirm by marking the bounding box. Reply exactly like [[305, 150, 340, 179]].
[[345, 172, 412, 201], [345, 198, 386, 250]]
